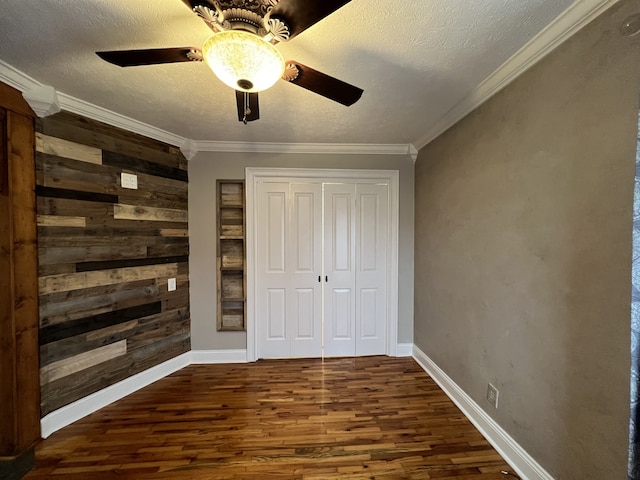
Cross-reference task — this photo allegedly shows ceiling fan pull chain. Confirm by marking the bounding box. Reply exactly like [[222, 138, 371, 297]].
[[243, 91, 251, 125]]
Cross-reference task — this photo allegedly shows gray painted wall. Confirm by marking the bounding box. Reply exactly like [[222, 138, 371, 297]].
[[189, 152, 414, 351], [414, 1, 640, 478]]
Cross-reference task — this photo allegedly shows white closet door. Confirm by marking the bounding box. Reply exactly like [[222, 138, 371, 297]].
[[256, 182, 289, 358], [289, 183, 323, 357], [355, 183, 389, 356], [323, 183, 357, 357], [256, 181, 322, 358]]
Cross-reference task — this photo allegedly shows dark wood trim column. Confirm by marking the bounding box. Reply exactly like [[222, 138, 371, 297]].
[[0, 82, 40, 480]]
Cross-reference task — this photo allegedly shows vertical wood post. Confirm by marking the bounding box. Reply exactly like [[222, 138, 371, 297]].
[[0, 82, 40, 479]]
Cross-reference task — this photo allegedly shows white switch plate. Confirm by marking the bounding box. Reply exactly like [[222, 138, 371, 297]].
[[121, 172, 138, 190], [168, 278, 177, 292]]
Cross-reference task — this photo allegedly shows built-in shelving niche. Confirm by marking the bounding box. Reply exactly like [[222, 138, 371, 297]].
[[216, 180, 245, 331]]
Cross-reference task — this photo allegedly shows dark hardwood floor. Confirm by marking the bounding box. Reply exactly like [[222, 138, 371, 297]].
[[25, 356, 515, 479]]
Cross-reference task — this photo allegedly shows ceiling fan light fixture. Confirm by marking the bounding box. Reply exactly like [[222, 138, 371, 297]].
[[202, 30, 285, 93]]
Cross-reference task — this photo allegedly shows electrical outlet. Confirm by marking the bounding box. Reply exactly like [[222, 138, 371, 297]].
[[168, 278, 177, 292], [121, 172, 138, 190], [487, 383, 499, 408]]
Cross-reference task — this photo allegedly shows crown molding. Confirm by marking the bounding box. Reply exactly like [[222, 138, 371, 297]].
[[180, 139, 199, 160], [413, 0, 620, 151], [194, 140, 415, 158], [0, 59, 41, 91], [22, 85, 61, 118]]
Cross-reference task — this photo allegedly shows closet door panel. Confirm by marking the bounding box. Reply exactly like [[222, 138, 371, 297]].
[[324, 184, 356, 357], [256, 183, 290, 358], [289, 184, 322, 357], [355, 184, 388, 356]]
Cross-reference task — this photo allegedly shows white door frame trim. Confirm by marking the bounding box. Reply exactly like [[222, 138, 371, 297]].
[[246, 167, 400, 362]]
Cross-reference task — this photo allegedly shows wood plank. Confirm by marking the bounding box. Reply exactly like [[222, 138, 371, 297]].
[[0, 108, 6, 195], [36, 132, 102, 165], [38, 245, 147, 266], [40, 340, 127, 384], [0, 114, 15, 454], [159, 229, 188, 237], [114, 204, 188, 223], [38, 263, 76, 277], [0, 104, 40, 458], [37, 215, 86, 228], [39, 263, 179, 295], [8, 110, 40, 453]]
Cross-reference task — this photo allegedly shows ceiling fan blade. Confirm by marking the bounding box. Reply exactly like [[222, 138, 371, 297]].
[[269, 0, 352, 40], [283, 61, 363, 106], [96, 47, 202, 67], [235, 91, 260, 123]]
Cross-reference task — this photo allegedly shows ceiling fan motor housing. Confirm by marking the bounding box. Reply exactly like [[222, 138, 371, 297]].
[[193, 1, 291, 43]]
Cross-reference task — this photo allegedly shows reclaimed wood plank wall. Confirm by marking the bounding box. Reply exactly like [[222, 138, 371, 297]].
[[35, 111, 190, 416]]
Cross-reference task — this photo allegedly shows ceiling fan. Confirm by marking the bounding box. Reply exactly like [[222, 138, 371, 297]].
[[96, 0, 363, 124]]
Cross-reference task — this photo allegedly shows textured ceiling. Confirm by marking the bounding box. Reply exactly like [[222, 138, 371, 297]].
[[0, 0, 576, 146]]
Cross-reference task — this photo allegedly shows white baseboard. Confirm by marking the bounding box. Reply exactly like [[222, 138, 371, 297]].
[[412, 346, 554, 480], [190, 349, 248, 364], [40, 352, 191, 438], [395, 343, 413, 357]]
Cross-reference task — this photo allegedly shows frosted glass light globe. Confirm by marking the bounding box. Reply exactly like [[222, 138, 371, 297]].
[[202, 31, 285, 93]]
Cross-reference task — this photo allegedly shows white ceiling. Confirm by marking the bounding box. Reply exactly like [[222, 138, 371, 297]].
[[0, 0, 610, 150]]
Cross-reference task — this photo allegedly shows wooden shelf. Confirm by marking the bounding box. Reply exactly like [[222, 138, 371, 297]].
[[216, 180, 246, 331]]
